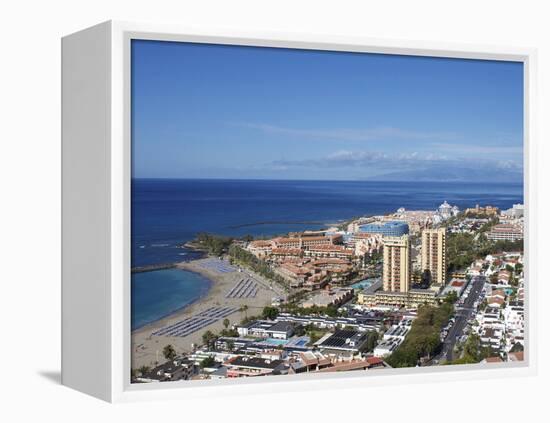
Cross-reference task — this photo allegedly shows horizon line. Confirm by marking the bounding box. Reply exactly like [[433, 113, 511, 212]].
[[130, 176, 524, 185]]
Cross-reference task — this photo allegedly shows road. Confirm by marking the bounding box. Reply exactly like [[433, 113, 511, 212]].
[[433, 275, 486, 363]]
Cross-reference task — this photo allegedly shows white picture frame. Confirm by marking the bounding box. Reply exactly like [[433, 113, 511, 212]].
[[61, 20, 538, 403]]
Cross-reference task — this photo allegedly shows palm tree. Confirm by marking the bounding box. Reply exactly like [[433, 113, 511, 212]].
[[239, 304, 249, 319], [162, 344, 176, 361], [138, 365, 150, 376], [223, 318, 230, 329], [202, 330, 216, 349]]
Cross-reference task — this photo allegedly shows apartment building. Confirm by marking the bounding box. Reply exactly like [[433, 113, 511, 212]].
[[383, 235, 411, 292], [421, 228, 446, 285], [486, 224, 524, 242]]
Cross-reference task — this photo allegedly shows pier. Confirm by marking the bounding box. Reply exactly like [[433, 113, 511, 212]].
[[131, 263, 177, 274]]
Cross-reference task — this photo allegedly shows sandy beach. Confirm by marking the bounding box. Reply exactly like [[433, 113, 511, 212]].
[[131, 257, 285, 369]]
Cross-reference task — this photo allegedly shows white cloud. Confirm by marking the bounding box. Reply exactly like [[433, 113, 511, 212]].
[[236, 123, 459, 142]]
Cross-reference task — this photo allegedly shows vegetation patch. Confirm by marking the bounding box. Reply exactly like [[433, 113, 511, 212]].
[[386, 302, 453, 368]]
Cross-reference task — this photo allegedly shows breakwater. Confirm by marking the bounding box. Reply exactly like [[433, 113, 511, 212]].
[[131, 263, 177, 274]]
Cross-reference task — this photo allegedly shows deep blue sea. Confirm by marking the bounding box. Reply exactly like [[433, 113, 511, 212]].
[[131, 178, 523, 329]]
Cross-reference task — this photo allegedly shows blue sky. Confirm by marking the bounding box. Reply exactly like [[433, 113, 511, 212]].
[[132, 40, 523, 182]]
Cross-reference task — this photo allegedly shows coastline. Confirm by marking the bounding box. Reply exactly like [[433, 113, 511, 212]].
[[131, 268, 213, 332], [131, 256, 279, 369]]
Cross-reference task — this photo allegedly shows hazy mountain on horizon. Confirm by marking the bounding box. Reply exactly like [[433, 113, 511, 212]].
[[365, 166, 523, 183]]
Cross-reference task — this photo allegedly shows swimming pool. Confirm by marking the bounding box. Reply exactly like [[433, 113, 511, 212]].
[[351, 278, 378, 290], [256, 338, 288, 346]]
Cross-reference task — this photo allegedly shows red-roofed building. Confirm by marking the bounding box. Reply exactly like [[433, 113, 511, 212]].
[[366, 356, 386, 369], [316, 359, 371, 373], [247, 240, 274, 258], [487, 296, 505, 308], [305, 244, 355, 259], [275, 262, 312, 288]]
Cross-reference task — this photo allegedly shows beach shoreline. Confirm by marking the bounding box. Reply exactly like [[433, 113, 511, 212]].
[[131, 267, 213, 332], [131, 256, 281, 369]]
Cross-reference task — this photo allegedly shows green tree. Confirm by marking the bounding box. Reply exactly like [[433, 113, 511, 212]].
[[366, 331, 379, 352], [200, 356, 216, 368], [195, 233, 233, 256], [515, 263, 523, 273], [202, 330, 217, 348], [223, 318, 230, 329], [294, 324, 306, 337], [479, 298, 488, 311], [443, 291, 458, 304], [462, 333, 482, 361], [162, 344, 177, 361], [325, 305, 339, 317], [262, 306, 279, 320], [510, 342, 524, 353], [138, 365, 150, 376], [422, 269, 432, 286], [220, 327, 239, 337], [386, 303, 454, 368]]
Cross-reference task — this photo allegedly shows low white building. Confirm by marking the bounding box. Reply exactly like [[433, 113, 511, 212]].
[[382, 318, 412, 341], [480, 327, 504, 351], [503, 302, 525, 346], [502, 203, 524, 219], [237, 320, 295, 340], [373, 337, 402, 357], [476, 307, 505, 332]]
